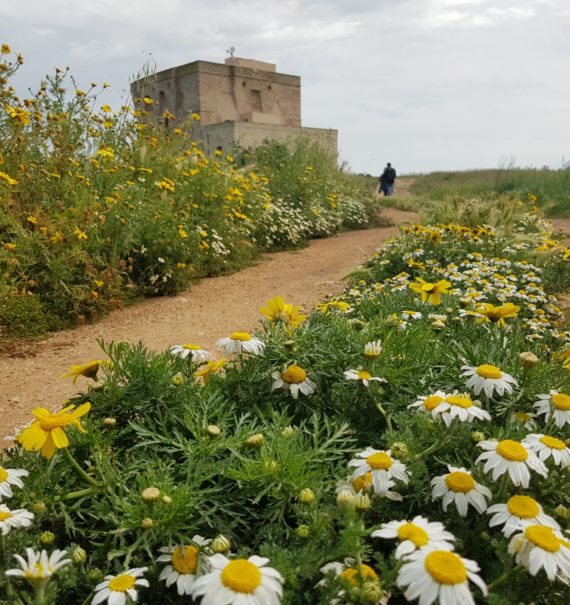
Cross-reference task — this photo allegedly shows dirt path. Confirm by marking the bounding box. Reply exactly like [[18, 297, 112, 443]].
[[0, 207, 419, 438]]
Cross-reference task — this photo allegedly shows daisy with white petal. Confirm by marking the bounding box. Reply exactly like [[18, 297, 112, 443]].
[[397, 548, 487, 605], [523, 434, 570, 468], [5, 548, 70, 587], [431, 466, 492, 517], [348, 448, 410, 495], [371, 515, 455, 559], [157, 536, 211, 596], [487, 495, 560, 537], [363, 339, 382, 359], [170, 344, 213, 363], [271, 365, 316, 399], [431, 393, 491, 427], [92, 568, 149, 605], [344, 369, 386, 388], [0, 466, 28, 501], [513, 411, 538, 431], [216, 332, 265, 356], [336, 474, 403, 502], [408, 390, 448, 414], [192, 554, 284, 605], [462, 363, 517, 399], [534, 390, 570, 428], [476, 438, 547, 488], [508, 525, 570, 582], [0, 504, 33, 535], [319, 559, 388, 605]]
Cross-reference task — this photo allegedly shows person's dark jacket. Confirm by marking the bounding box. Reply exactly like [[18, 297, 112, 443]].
[[382, 167, 396, 184]]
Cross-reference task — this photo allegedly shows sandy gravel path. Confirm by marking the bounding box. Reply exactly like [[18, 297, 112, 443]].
[[0, 207, 419, 438]]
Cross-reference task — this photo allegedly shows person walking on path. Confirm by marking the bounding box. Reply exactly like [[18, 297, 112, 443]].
[[380, 162, 397, 196]]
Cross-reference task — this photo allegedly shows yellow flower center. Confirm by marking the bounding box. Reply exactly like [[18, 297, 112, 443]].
[[507, 495, 540, 518], [108, 574, 136, 592], [496, 440, 528, 462], [475, 364, 503, 379], [514, 412, 532, 423], [423, 395, 444, 411], [25, 563, 45, 579], [0, 468, 7, 483], [356, 371, 372, 380], [367, 452, 393, 470], [171, 546, 198, 575], [352, 472, 372, 492], [424, 551, 467, 585], [39, 413, 74, 431], [230, 332, 252, 341], [182, 344, 201, 350], [539, 435, 566, 450], [524, 525, 560, 553], [397, 523, 429, 547], [445, 471, 475, 492], [551, 393, 570, 410], [220, 560, 262, 593], [282, 365, 307, 384], [339, 564, 378, 586], [445, 395, 473, 409], [0, 511, 13, 521]]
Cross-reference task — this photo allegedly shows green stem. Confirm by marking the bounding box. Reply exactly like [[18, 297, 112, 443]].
[[34, 584, 46, 605], [375, 402, 393, 434], [487, 565, 523, 591], [79, 591, 94, 605], [62, 487, 95, 500], [1, 533, 14, 598], [63, 448, 100, 487], [414, 428, 455, 461]]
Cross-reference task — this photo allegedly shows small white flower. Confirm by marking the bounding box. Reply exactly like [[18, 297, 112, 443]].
[[216, 332, 265, 356], [363, 339, 382, 358], [319, 559, 388, 604], [271, 365, 316, 399], [508, 525, 570, 582], [397, 548, 487, 605], [0, 504, 34, 535], [522, 434, 570, 468], [343, 369, 386, 388], [408, 390, 448, 414], [476, 439, 547, 488], [5, 548, 70, 587], [157, 536, 211, 596], [93, 568, 149, 605], [371, 515, 455, 559], [431, 393, 491, 427], [462, 363, 517, 399], [512, 411, 538, 431], [0, 466, 28, 501], [192, 554, 284, 605], [431, 466, 492, 517], [487, 495, 560, 537], [170, 344, 213, 363], [534, 390, 570, 428], [348, 448, 410, 494]]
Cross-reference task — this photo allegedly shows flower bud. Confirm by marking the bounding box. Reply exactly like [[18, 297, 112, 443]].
[[431, 319, 446, 330], [361, 581, 384, 604], [348, 319, 365, 331], [207, 424, 221, 438], [141, 487, 161, 502], [336, 490, 356, 511], [72, 546, 87, 564], [141, 517, 154, 529], [519, 352, 539, 368], [390, 441, 409, 460], [246, 433, 264, 448], [471, 431, 486, 443], [32, 501, 47, 514], [171, 372, 185, 385], [554, 504, 570, 520], [162, 495, 172, 505], [211, 534, 231, 554], [298, 488, 315, 504], [354, 493, 371, 512], [87, 568, 104, 583], [281, 425, 295, 438], [40, 531, 55, 544], [295, 524, 310, 538], [103, 417, 116, 427]]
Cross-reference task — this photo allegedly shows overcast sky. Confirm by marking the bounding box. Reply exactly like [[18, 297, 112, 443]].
[[2, 0, 569, 174]]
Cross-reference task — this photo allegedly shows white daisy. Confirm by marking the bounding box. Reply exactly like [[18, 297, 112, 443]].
[[343, 369, 386, 387], [0, 466, 28, 501], [192, 554, 283, 605], [271, 365, 316, 399], [431, 466, 492, 517], [5, 548, 70, 587], [319, 559, 388, 605], [157, 536, 211, 596], [431, 393, 492, 427], [93, 568, 149, 605], [508, 525, 570, 582], [534, 390, 570, 428], [476, 439, 548, 488], [170, 344, 213, 363], [336, 474, 403, 502], [363, 339, 382, 358], [512, 411, 538, 431], [371, 516, 455, 559], [216, 332, 265, 356], [407, 390, 448, 414], [487, 495, 560, 537], [401, 310, 422, 320], [348, 448, 410, 494], [397, 548, 487, 605], [461, 363, 517, 399], [0, 504, 34, 535], [522, 434, 570, 468]]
